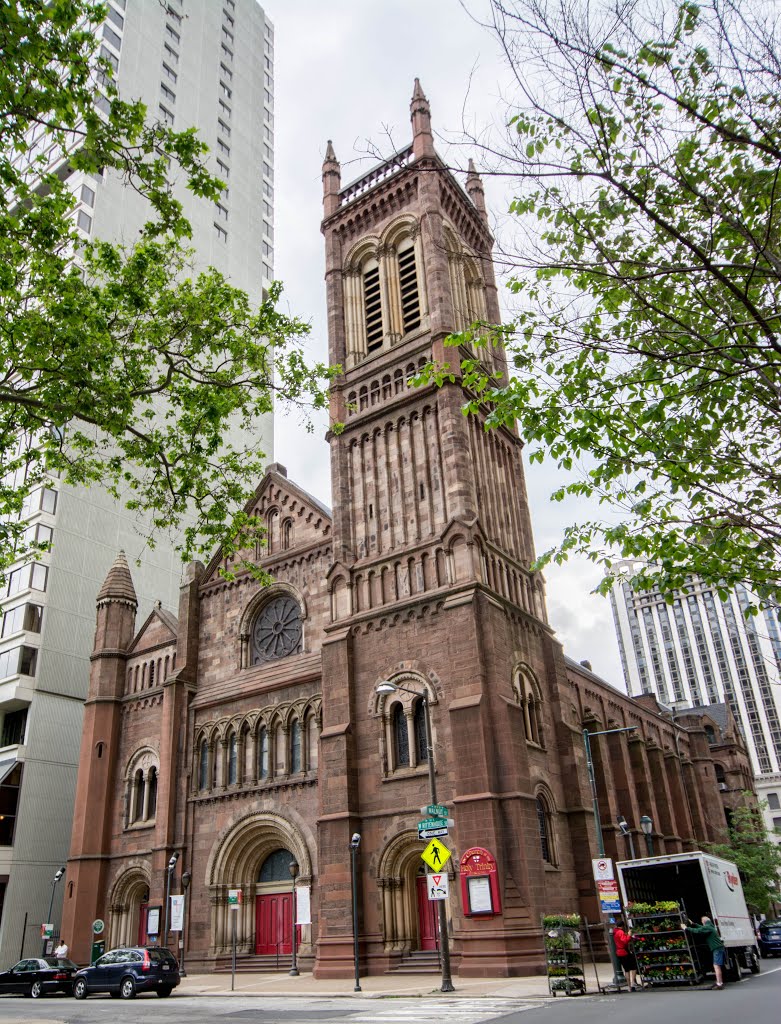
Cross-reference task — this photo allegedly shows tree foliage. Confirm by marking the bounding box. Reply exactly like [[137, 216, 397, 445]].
[[707, 801, 781, 915], [448, 0, 781, 603], [0, 0, 333, 583]]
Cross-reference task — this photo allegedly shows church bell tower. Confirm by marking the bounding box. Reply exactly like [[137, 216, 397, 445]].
[[314, 82, 579, 979]]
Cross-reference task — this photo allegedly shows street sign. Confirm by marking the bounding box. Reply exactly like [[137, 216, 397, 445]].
[[427, 872, 449, 901], [421, 837, 451, 871], [228, 888, 242, 909], [419, 826, 450, 840], [418, 817, 449, 830], [41, 924, 53, 939], [92, 919, 104, 935], [597, 878, 621, 913], [422, 804, 449, 819], [592, 857, 614, 882]]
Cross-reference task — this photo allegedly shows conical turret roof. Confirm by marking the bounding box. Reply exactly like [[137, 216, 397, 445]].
[[96, 550, 138, 606]]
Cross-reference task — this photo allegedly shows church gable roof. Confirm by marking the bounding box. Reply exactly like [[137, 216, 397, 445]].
[[127, 601, 179, 656], [200, 464, 332, 587]]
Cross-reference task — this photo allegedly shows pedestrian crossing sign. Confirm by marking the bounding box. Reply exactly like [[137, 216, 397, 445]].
[[421, 837, 451, 871]]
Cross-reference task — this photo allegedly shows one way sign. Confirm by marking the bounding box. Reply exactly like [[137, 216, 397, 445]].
[[427, 872, 449, 901]]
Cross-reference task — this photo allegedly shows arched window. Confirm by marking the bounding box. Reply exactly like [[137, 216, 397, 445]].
[[258, 726, 269, 780], [536, 795, 554, 863], [199, 740, 208, 790], [704, 725, 716, 745], [258, 848, 294, 883], [413, 699, 428, 763], [228, 733, 238, 785], [290, 719, 302, 774], [147, 767, 158, 819], [132, 769, 145, 823], [515, 669, 545, 747], [363, 258, 383, 352], [396, 238, 420, 334], [715, 763, 727, 788], [250, 594, 303, 665], [392, 702, 409, 768], [282, 519, 293, 550]]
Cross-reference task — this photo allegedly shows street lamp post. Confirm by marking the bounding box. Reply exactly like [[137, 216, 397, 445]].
[[616, 815, 636, 860], [350, 833, 361, 992], [376, 681, 454, 993], [583, 726, 636, 990], [289, 859, 299, 977], [640, 815, 655, 856], [163, 852, 179, 949], [180, 871, 191, 977], [42, 867, 65, 955]]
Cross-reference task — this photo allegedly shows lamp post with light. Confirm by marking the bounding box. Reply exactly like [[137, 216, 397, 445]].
[[616, 814, 636, 860], [42, 867, 65, 955], [640, 815, 655, 856], [350, 833, 361, 991], [163, 852, 179, 949], [376, 680, 454, 994], [289, 859, 299, 977]]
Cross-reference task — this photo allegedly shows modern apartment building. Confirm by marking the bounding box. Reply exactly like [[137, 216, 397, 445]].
[[610, 559, 781, 781], [0, 0, 274, 963]]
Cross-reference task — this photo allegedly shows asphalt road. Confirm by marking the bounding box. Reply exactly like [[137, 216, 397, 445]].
[[0, 966, 777, 1024]]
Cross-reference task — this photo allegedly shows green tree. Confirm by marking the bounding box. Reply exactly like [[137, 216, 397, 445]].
[[445, 0, 781, 603], [707, 802, 781, 915], [1, 0, 332, 583]]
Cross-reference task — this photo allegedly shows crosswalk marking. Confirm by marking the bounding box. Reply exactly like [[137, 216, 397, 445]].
[[272, 998, 546, 1024]]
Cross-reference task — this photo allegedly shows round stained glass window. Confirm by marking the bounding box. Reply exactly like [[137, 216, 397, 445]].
[[251, 595, 303, 665]]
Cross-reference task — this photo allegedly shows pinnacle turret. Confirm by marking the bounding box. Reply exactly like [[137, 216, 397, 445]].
[[466, 159, 488, 222], [96, 550, 137, 607], [410, 78, 434, 159], [322, 139, 341, 217]]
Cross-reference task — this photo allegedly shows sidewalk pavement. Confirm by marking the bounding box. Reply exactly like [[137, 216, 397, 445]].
[[176, 962, 619, 999]]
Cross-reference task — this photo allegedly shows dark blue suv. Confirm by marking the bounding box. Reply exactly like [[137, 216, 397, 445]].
[[73, 946, 180, 999], [758, 920, 781, 957]]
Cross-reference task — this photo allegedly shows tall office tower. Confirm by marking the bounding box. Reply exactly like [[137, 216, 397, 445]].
[[0, 0, 274, 963], [610, 559, 781, 780]]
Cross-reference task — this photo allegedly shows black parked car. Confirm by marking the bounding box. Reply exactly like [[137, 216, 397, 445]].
[[0, 957, 78, 998], [758, 919, 781, 957], [73, 946, 180, 999]]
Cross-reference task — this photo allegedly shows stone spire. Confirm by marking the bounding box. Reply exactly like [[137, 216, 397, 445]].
[[466, 159, 488, 222], [96, 550, 137, 608], [410, 78, 434, 159], [322, 139, 341, 218]]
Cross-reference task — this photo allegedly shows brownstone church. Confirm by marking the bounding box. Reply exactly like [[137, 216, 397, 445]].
[[62, 83, 753, 977]]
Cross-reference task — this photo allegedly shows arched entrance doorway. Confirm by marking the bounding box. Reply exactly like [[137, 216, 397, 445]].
[[108, 867, 151, 950], [378, 831, 448, 955], [206, 812, 312, 959], [255, 848, 295, 955]]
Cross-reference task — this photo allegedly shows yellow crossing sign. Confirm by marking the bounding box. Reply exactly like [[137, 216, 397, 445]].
[[421, 837, 451, 871]]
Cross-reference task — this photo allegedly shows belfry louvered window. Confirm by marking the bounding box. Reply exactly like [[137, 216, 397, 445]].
[[398, 242, 421, 333], [363, 262, 383, 351]]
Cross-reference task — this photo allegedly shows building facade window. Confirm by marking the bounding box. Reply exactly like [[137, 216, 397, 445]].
[[290, 720, 302, 774], [258, 726, 269, 780], [413, 699, 428, 763], [392, 703, 409, 768], [536, 795, 554, 863], [227, 733, 238, 785], [515, 668, 544, 746], [198, 740, 208, 790], [250, 594, 303, 665]]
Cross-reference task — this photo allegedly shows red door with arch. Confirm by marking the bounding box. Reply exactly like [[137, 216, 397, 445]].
[[416, 876, 439, 951], [255, 893, 292, 955]]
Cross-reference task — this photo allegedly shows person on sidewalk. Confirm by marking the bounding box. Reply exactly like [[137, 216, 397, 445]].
[[613, 918, 639, 991], [54, 939, 69, 959], [683, 917, 726, 989]]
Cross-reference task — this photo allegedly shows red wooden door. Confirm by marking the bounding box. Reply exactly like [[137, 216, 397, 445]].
[[137, 903, 149, 946], [255, 893, 292, 955], [416, 876, 439, 951]]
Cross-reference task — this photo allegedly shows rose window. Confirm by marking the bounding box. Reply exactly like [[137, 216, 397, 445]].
[[251, 595, 303, 665]]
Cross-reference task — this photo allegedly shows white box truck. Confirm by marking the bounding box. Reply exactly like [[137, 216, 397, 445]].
[[616, 852, 760, 979]]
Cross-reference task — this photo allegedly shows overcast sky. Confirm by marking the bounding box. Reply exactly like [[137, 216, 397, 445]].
[[266, 0, 624, 688]]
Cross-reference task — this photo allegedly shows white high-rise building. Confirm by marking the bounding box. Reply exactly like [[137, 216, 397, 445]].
[[0, 0, 274, 962], [610, 559, 781, 780]]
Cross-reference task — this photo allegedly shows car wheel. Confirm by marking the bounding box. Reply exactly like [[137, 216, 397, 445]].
[[120, 976, 136, 1000], [30, 981, 44, 999], [750, 951, 761, 975], [73, 978, 88, 1000], [157, 986, 173, 998]]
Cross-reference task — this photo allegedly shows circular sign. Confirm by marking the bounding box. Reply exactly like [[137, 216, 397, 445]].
[[92, 919, 105, 935]]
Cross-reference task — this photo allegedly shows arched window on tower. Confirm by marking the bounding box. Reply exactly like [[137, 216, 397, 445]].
[[147, 767, 158, 819], [132, 769, 145, 824], [199, 740, 209, 790], [536, 794, 555, 864], [290, 719, 302, 774], [392, 702, 409, 768], [413, 699, 428, 763], [282, 519, 293, 550], [715, 763, 727, 789], [396, 237, 420, 334], [258, 726, 269, 780], [704, 725, 717, 745], [363, 258, 383, 352], [514, 668, 545, 747]]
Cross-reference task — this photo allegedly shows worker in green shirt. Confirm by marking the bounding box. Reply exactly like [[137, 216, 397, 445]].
[[683, 916, 726, 990]]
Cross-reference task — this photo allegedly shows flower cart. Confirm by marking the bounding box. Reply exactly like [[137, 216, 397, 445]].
[[627, 901, 700, 987], [542, 914, 587, 996]]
